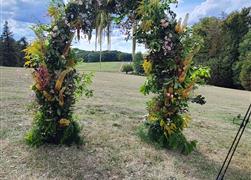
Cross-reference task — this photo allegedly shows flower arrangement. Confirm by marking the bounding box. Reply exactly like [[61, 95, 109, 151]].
[[25, 0, 94, 146], [24, 0, 209, 153], [136, 0, 210, 154]]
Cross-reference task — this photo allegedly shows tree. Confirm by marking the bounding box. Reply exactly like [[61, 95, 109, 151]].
[[16, 37, 28, 67], [240, 58, 251, 91], [192, 7, 251, 89], [193, 17, 223, 65], [0, 21, 18, 67], [232, 29, 251, 88], [118, 52, 132, 62], [133, 52, 144, 74], [221, 7, 251, 88]]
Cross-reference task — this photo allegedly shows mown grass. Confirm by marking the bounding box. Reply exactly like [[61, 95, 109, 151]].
[[0, 66, 251, 179], [77, 62, 130, 72]]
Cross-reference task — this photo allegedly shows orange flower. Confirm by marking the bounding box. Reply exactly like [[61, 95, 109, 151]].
[[182, 82, 194, 98]]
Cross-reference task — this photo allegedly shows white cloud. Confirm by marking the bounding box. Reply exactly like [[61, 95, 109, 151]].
[[1, 0, 250, 52], [6, 19, 35, 41], [189, 0, 251, 24]]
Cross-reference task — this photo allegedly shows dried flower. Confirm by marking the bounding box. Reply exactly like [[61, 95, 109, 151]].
[[33, 65, 50, 91]]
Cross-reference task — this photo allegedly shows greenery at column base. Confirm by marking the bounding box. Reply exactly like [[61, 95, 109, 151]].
[[148, 123, 196, 155], [138, 122, 197, 155], [25, 111, 83, 147]]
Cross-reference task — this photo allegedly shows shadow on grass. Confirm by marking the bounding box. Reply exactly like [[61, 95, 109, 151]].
[[176, 149, 251, 180], [136, 124, 251, 180]]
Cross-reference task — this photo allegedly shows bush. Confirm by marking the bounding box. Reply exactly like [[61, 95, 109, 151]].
[[121, 64, 133, 74], [133, 52, 144, 75], [240, 59, 251, 90]]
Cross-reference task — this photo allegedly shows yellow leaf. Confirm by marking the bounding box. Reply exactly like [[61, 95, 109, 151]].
[[59, 87, 66, 106], [148, 113, 158, 122], [59, 118, 70, 127], [160, 119, 165, 127], [165, 123, 176, 135], [43, 91, 53, 101], [23, 40, 45, 67], [143, 59, 152, 75], [55, 68, 73, 91], [48, 6, 58, 17], [183, 114, 191, 128]]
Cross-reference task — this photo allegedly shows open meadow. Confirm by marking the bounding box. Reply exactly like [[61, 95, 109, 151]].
[[0, 65, 251, 179]]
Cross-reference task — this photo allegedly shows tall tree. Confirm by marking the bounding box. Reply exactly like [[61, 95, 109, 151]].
[[221, 7, 251, 88], [192, 17, 226, 86], [192, 7, 251, 89], [193, 17, 223, 65], [0, 21, 18, 67], [16, 37, 28, 67]]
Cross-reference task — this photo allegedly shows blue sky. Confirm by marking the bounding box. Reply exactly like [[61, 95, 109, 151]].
[[1, 0, 251, 53]]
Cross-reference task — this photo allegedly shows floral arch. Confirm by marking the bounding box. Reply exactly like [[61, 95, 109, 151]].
[[24, 0, 209, 154]]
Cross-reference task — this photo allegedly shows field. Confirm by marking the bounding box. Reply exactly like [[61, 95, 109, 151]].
[[0, 65, 251, 180], [77, 62, 128, 72]]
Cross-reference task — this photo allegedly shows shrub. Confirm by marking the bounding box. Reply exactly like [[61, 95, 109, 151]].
[[121, 64, 133, 74], [240, 59, 251, 90], [133, 52, 144, 75]]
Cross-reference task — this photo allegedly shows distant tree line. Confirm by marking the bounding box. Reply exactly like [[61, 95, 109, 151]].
[[192, 7, 251, 90], [73, 48, 132, 62], [0, 21, 28, 67]]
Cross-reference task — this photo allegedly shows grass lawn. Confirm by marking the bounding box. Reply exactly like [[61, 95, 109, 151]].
[[77, 62, 129, 72], [0, 66, 251, 179]]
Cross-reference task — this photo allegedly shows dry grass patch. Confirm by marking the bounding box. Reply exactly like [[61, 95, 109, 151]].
[[0, 67, 250, 179]]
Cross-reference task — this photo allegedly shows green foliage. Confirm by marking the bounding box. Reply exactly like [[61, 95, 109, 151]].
[[118, 52, 132, 62], [239, 30, 251, 61], [121, 64, 133, 74], [25, 0, 207, 154], [74, 72, 94, 100], [192, 7, 251, 89], [25, 111, 83, 146], [140, 75, 158, 95], [0, 21, 27, 67], [234, 29, 251, 89], [25, 1, 96, 146], [146, 123, 197, 155], [232, 61, 244, 88], [135, 0, 209, 154], [133, 52, 144, 75], [240, 59, 251, 91]]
